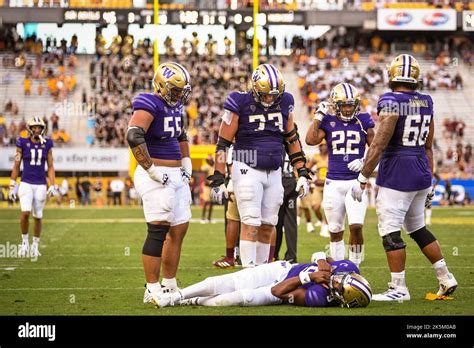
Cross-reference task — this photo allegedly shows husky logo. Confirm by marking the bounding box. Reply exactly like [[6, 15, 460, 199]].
[[252, 71, 261, 82], [250, 105, 256, 112], [330, 122, 336, 128], [162, 67, 176, 79], [240, 169, 248, 175]]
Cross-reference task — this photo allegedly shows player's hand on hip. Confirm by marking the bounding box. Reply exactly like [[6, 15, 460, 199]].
[[207, 171, 228, 204], [8, 180, 18, 201], [314, 101, 330, 122], [351, 181, 366, 202], [425, 186, 435, 208], [347, 158, 364, 172], [47, 184, 60, 197], [146, 165, 169, 185]]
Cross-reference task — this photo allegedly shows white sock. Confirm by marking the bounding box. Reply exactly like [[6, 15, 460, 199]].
[[391, 271, 406, 288], [22, 234, 29, 243], [306, 222, 314, 232], [240, 240, 256, 268], [32, 236, 40, 245], [330, 240, 345, 261], [433, 259, 449, 280], [297, 216, 301, 226], [349, 244, 364, 266], [234, 246, 240, 258], [161, 277, 177, 289], [256, 241, 270, 266], [147, 282, 161, 293]]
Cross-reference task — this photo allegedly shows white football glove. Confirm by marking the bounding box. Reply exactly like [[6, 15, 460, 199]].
[[314, 101, 330, 122], [351, 181, 366, 202], [347, 158, 365, 172], [425, 186, 435, 208], [47, 184, 60, 197], [147, 165, 169, 185], [211, 184, 228, 204], [295, 176, 310, 198], [181, 157, 192, 185], [8, 179, 18, 201]]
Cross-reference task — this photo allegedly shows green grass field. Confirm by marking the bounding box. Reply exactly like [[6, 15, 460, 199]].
[[0, 206, 472, 316]]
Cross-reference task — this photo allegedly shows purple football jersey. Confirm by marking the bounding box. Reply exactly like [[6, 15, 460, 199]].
[[17, 137, 53, 185], [376, 91, 433, 191], [224, 91, 293, 170], [285, 260, 360, 307], [132, 93, 183, 161], [320, 112, 374, 180]]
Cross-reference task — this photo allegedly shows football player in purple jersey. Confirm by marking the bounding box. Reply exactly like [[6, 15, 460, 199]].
[[127, 62, 193, 305], [306, 83, 375, 267], [153, 252, 371, 308], [351, 54, 457, 301], [207, 64, 311, 269], [9, 117, 58, 258]]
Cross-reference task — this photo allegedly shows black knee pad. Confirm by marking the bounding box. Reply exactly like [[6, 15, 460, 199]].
[[142, 223, 170, 257], [409, 226, 437, 249], [382, 231, 406, 252]]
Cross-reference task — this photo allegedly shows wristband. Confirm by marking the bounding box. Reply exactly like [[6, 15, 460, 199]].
[[311, 252, 327, 264], [357, 173, 368, 184], [299, 271, 311, 285], [9, 179, 16, 187]]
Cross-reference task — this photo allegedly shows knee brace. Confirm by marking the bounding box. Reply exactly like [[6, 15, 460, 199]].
[[409, 226, 437, 249], [382, 231, 406, 252], [142, 223, 170, 257]]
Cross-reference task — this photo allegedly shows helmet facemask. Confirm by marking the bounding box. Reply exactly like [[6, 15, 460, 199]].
[[253, 88, 282, 109], [334, 100, 360, 123]]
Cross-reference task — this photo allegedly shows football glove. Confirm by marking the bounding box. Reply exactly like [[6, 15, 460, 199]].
[[425, 187, 435, 208], [147, 165, 169, 185], [47, 184, 60, 197], [314, 101, 330, 122], [347, 158, 364, 172], [295, 167, 311, 198], [181, 157, 192, 185], [351, 181, 366, 202], [8, 179, 18, 201], [207, 170, 228, 204]]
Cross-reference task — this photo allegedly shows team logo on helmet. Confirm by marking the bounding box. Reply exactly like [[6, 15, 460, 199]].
[[153, 62, 192, 108], [330, 272, 372, 308], [330, 83, 361, 123], [250, 64, 285, 108]]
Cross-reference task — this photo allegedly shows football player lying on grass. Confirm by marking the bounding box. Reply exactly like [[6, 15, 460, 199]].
[[152, 252, 372, 308]]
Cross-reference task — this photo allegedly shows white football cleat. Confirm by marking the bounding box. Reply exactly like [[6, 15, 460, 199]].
[[314, 220, 322, 227], [372, 283, 411, 302], [319, 224, 330, 238], [306, 222, 315, 233], [30, 243, 41, 258], [143, 285, 161, 305], [155, 291, 182, 308], [179, 297, 199, 306], [437, 273, 457, 296], [19, 242, 29, 258]]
